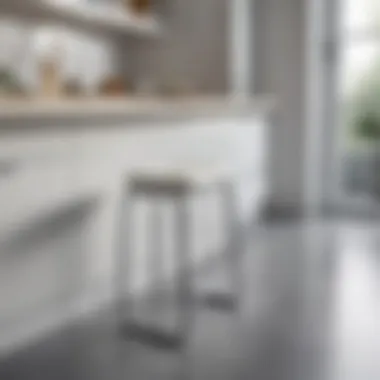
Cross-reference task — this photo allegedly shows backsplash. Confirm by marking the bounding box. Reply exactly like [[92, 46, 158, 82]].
[[0, 16, 118, 95]]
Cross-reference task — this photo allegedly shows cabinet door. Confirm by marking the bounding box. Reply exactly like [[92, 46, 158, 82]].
[[0, 130, 87, 342]]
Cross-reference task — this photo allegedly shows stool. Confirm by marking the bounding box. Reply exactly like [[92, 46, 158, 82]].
[[115, 165, 243, 350]]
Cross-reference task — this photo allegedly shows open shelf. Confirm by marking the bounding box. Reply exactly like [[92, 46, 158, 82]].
[[0, 0, 162, 38]]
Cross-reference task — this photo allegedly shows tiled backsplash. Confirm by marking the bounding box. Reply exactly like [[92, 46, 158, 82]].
[[0, 16, 117, 94]]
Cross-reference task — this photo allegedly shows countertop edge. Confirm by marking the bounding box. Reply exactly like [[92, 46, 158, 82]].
[[0, 97, 275, 129]]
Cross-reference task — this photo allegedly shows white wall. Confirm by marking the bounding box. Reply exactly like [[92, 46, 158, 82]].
[[255, 0, 310, 210], [128, 0, 229, 93], [229, 0, 253, 97], [304, 0, 327, 215]]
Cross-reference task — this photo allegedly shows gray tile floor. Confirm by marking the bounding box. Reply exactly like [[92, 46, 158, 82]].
[[0, 220, 379, 380]]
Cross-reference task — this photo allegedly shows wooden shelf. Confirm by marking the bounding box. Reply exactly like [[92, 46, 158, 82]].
[[0, 0, 162, 38]]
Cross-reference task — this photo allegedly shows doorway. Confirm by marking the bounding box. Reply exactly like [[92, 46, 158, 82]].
[[326, 0, 380, 214]]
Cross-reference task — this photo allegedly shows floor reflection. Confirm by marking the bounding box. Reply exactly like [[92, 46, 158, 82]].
[[0, 220, 378, 380]]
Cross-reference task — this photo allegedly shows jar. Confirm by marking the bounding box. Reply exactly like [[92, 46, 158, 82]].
[[128, 0, 151, 15], [35, 27, 63, 98]]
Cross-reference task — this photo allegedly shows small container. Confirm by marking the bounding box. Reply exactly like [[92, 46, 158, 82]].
[[98, 76, 129, 96], [128, 0, 151, 15], [39, 56, 62, 98], [64, 78, 84, 97], [35, 28, 63, 98]]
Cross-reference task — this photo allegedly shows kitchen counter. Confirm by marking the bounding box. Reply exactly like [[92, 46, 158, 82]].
[[0, 96, 271, 354], [0, 96, 272, 231]]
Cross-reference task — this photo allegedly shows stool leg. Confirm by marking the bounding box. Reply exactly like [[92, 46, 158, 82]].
[[121, 196, 187, 351], [148, 201, 164, 306], [225, 182, 244, 306], [174, 194, 194, 345], [115, 192, 135, 327], [202, 182, 242, 312]]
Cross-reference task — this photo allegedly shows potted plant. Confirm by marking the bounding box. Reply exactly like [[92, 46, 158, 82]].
[[0, 67, 24, 97], [347, 55, 380, 198]]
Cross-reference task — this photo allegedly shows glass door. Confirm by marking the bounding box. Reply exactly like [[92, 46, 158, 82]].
[[333, 0, 380, 211]]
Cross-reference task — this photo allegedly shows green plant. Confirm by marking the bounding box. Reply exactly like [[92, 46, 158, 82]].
[[354, 112, 380, 143], [0, 67, 23, 95], [346, 57, 380, 146]]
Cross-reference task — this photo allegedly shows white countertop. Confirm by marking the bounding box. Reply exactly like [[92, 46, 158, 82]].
[[0, 96, 274, 124]]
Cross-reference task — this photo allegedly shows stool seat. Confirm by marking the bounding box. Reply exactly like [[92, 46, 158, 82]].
[[129, 164, 232, 195]]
